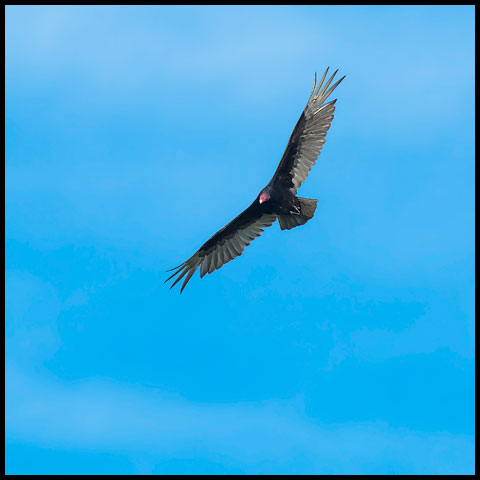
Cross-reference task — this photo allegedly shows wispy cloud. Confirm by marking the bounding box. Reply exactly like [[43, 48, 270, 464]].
[[6, 365, 475, 475], [5, 269, 475, 474]]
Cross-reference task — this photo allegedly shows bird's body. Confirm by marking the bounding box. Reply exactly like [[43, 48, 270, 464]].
[[258, 185, 296, 215], [166, 68, 345, 292]]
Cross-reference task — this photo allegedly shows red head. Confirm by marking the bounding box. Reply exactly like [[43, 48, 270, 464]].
[[259, 191, 271, 204]]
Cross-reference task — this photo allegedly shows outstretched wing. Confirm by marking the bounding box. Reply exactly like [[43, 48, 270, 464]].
[[271, 68, 345, 193], [165, 202, 277, 293]]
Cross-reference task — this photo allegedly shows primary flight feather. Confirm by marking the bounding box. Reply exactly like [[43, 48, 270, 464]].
[[166, 68, 345, 292]]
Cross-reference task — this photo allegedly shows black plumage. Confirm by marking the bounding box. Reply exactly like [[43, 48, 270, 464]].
[[166, 68, 345, 292]]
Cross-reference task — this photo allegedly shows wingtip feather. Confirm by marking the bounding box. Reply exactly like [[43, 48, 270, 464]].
[[166, 263, 185, 272], [311, 71, 317, 92], [314, 67, 330, 97]]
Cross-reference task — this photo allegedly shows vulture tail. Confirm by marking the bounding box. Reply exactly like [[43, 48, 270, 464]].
[[278, 197, 317, 231]]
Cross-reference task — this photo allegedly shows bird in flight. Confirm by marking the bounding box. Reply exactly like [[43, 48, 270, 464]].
[[166, 67, 345, 292]]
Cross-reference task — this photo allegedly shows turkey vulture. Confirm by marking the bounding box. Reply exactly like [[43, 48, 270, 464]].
[[166, 67, 345, 292]]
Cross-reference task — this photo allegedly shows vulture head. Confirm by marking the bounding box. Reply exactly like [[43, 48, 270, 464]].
[[259, 189, 271, 204]]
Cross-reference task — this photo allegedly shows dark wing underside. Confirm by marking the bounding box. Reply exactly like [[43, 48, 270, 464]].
[[166, 68, 344, 292], [271, 68, 345, 193], [165, 202, 277, 292]]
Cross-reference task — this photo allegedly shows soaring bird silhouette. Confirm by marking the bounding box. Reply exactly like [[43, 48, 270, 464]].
[[166, 68, 345, 292]]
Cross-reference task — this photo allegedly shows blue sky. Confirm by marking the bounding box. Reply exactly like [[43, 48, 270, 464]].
[[5, 5, 475, 475]]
